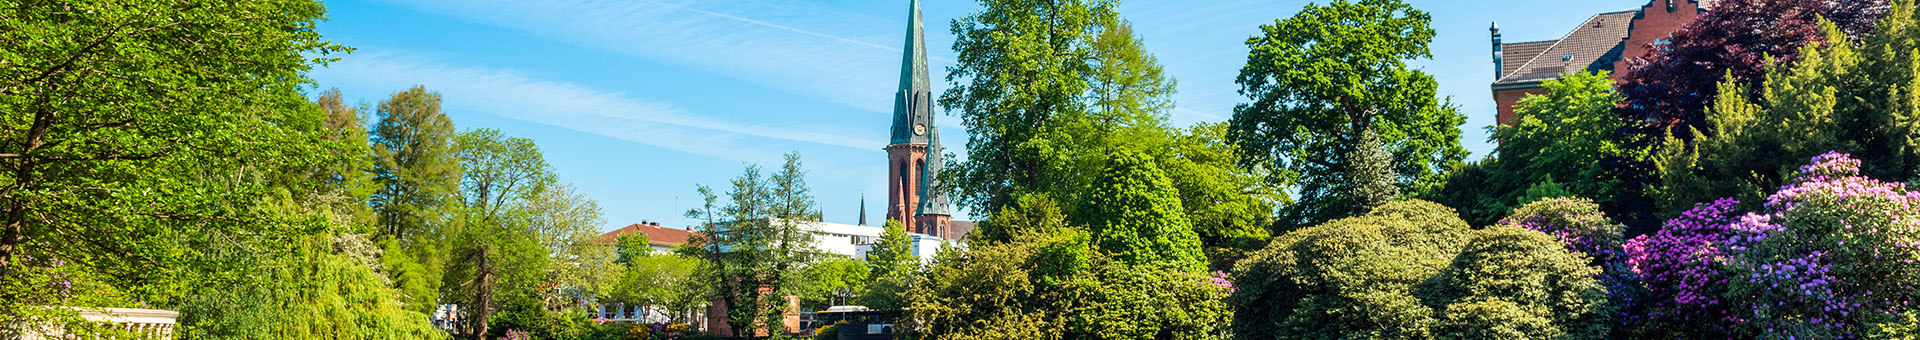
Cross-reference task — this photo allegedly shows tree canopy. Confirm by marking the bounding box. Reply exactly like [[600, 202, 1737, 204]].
[[1229, 0, 1466, 229]]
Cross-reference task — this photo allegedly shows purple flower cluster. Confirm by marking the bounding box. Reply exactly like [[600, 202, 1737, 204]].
[[1624, 198, 1746, 327], [502, 329, 533, 340], [1626, 152, 1920, 339], [1207, 270, 1235, 292]]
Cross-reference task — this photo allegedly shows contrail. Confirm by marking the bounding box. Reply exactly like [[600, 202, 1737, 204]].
[[645, 0, 902, 53]]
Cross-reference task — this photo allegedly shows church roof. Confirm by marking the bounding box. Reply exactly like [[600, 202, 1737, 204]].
[[1495, 10, 1636, 85]]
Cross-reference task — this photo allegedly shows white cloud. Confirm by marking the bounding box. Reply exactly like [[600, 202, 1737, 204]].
[[381, 0, 921, 113], [315, 52, 882, 160]]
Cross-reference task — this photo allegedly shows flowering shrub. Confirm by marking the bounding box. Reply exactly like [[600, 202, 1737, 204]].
[[502, 329, 533, 340], [1628, 152, 1920, 339], [1718, 152, 1920, 339], [1207, 270, 1234, 292], [1623, 197, 1747, 337], [1501, 197, 1642, 336]]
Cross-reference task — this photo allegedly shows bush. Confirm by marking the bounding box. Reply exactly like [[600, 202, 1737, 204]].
[[1721, 152, 1920, 339], [1500, 198, 1643, 336], [1229, 200, 1471, 339], [1429, 225, 1608, 340], [1628, 152, 1920, 339], [1232, 199, 1613, 339]]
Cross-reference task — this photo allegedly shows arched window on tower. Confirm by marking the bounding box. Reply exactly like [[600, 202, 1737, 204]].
[[915, 159, 925, 196], [899, 160, 911, 206]]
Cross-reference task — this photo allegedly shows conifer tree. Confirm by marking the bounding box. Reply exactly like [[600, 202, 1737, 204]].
[[1347, 128, 1399, 213]]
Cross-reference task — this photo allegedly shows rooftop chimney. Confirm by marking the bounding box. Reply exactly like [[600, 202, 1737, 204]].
[[1491, 21, 1503, 79]]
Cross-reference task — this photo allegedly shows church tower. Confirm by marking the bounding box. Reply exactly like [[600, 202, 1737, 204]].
[[886, 0, 953, 238]]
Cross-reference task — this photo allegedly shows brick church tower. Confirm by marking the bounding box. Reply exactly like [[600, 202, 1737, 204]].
[[885, 0, 953, 238]]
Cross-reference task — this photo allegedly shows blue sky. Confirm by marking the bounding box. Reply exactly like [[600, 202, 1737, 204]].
[[309, 0, 1649, 232]]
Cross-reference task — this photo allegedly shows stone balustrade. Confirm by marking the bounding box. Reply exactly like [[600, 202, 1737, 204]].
[[18, 307, 178, 340]]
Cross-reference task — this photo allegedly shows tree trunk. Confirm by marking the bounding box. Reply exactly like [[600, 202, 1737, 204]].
[[0, 107, 51, 295]]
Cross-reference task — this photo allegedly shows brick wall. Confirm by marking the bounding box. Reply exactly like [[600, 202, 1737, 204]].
[[1494, 87, 1551, 126], [1614, 0, 1708, 77]]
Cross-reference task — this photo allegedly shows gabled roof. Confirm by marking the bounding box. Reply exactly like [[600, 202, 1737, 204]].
[[1495, 10, 1637, 85], [596, 222, 701, 247]]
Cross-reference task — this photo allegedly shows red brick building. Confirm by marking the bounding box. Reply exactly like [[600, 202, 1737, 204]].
[[1492, 0, 1716, 125]]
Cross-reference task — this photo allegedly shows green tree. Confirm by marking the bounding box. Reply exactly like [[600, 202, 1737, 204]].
[[1228, 0, 1467, 228], [1230, 200, 1610, 340], [442, 128, 561, 339], [1348, 128, 1400, 213], [525, 183, 615, 307], [615, 232, 654, 264], [944, 0, 1183, 216], [1427, 71, 1634, 227], [0, 0, 347, 331], [178, 234, 445, 340], [907, 197, 1089, 340], [1077, 150, 1206, 272], [371, 86, 464, 241], [684, 152, 825, 339], [858, 220, 918, 310], [1230, 200, 1471, 340], [612, 253, 708, 325], [908, 196, 1229, 340], [1160, 123, 1281, 270], [797, 256, 870, 309]]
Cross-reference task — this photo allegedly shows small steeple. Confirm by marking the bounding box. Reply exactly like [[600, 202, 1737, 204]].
[[859, 194, 869, 226]]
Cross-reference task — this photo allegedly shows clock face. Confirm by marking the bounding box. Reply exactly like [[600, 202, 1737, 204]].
[[914, 123, 927, 135]]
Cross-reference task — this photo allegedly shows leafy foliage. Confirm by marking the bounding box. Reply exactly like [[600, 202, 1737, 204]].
[[1231, 200, 1611, 340], [683, 152, 826, 338], [1429, 71, 1638, 228], [372, 86, 464, 241], [1497, 198, 1639, 338], [1078, 150, 1207, 272], [1229, 0, 1466, 228], [178, 234, 445, 340], [908, 196, 1228, 340], [1229, 200, 1471, 339], [858, 219, 918, 310], [1160, 123, 1280, 270], [1429, 225, 1609, 340], [0, 0, 383, 333], [1616, 0, 1886, 137]]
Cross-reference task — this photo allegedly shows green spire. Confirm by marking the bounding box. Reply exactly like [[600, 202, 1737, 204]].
[[889, 0, 933, 146]]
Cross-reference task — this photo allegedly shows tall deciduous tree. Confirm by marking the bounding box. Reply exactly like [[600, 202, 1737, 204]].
[[371, 86, 463, 240], [685, 152, 824, 339], [1228, 0, 1466, 229], [0, 0, 346, 329], [442, 128, 562, 339], [942, 0, 1157, 215], [1160, 123, 1281, 270]]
